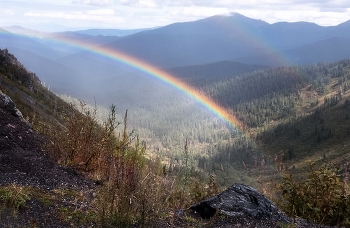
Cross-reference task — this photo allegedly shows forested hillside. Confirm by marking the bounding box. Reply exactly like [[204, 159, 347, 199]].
[[54, 57, 350, 188], [0, 48, 72, 129], [195, 59, 350, 186], [164, 60, 268, 86]]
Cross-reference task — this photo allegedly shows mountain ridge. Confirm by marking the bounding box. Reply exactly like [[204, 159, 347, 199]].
[[52, 12, 350, 69]]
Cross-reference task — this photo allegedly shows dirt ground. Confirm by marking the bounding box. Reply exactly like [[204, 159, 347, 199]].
[[0, 106, 96, 227]]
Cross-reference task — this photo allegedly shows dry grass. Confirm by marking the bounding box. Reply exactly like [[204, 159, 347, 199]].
[[38, 102, 220, 227]]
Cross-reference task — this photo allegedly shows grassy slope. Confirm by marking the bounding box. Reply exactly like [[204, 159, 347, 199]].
[[0, 68, 71, 132], [192, 60, 350, 191], [258, 78, 350, 170]]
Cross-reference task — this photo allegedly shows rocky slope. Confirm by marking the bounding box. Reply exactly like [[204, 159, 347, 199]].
[[0, 90, 96, 227]]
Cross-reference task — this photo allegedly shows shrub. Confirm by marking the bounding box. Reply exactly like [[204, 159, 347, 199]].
[[42, 102, 220, 227], [0, 185, 30, 214], [278, 162, 350, 227]]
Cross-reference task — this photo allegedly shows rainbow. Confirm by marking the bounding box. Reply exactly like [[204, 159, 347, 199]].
[[216, 15, 290, 67], [0, 29, 244, 131]]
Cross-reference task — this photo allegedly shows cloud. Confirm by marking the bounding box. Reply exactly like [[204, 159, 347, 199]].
[[118, 0, 169, 8], [25, 11, 86, 20], [4, 0, 350, 30], [87, 9, 115, 15], [144, 0, 350, 11], [127, 5, 230, 28], [72, 0, 111, 6], [180, 6, 230, 18], [3, 9, 15, 15], [24, 10, 123, 24]]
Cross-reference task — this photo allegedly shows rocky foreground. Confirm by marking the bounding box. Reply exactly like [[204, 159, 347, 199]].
[[0, 90, 96, 227], [0, 90, 337, 227]]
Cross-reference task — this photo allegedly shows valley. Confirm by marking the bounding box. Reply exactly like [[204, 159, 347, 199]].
[[2, 12, 350, 227], [2, 13, 350, 186]]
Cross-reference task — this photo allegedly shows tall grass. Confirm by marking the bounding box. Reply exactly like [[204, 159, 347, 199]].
[[40, 102, 220, 227]]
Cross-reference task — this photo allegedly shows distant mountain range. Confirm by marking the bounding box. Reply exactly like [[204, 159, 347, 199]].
[[2, 26, 151, 37], [80, 13, 350, 68], [2, 12, 350, 104], [76, 28, 155, 37]]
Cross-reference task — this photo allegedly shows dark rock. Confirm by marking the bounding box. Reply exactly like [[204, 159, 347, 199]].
[[0, 90, 95, 191], [190, 183, 290, 223]]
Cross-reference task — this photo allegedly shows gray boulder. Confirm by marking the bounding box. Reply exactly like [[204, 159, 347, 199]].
[[0, 90, 24, 121], [190, 183, 290, 223]]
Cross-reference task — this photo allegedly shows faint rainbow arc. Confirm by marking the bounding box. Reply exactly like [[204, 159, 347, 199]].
[[210, 15, 290, 66]]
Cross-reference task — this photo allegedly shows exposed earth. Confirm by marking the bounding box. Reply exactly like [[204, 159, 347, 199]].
[[0, 90, 96, 227]]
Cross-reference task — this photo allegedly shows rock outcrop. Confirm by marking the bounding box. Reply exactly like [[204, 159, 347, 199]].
[[0, 89, 95, 227], [0, 89, 94, 190], [190, 183, 290, 223], [0, 90, 24, 121]]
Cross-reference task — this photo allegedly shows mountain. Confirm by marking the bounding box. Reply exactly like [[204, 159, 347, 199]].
[[7, 47, 84, 94], [234, 37, 350, 67], [3, 13, 350, 88], [85, 13, 350, 68], [3, 13, 350, 68], [89, 13, 272, 68], [76, 28, 153, 36], [2, 26, 48, 37], [164, 60, 268, 85], [265, 21, 326, 50], [0, 29, 67, 60], [286, 37, 350, 64], [48, 31, 121, 44], [0, 28, 121, 60], [54, 13, 350, 71]]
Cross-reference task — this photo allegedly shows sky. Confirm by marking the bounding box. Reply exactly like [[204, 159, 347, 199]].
[[1, 0, 350, 31]]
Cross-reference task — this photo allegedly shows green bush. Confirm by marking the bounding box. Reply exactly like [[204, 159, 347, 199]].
[[278, 162, 350, 227], [0, 185, 30, 214]]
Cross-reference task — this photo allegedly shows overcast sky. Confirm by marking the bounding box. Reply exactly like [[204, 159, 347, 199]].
[[1, 0, 350, 31]]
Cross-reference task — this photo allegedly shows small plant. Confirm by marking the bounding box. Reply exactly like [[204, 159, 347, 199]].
[[277, 221, 296, 228], [183, 215, 199, 227], [58, 206, 96, 225], [0, 185, 30, 214]]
